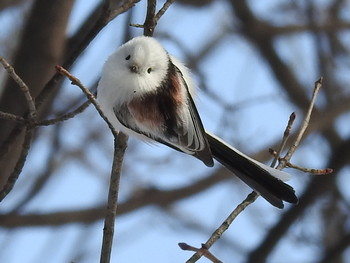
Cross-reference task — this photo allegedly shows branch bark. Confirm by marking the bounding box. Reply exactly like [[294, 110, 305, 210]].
[[0, 0, 74, 188]]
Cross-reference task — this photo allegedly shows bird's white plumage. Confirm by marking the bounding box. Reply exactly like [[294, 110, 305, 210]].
[[98, 37, 168, 139], [97, 36, 203, 154]]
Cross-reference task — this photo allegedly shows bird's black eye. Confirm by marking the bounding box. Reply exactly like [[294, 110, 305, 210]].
[[125, 55, 131, 60], [147, 68, 152, 74]]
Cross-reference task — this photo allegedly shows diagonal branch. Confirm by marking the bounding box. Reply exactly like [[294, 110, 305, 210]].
[[278, 77, 323, 168], [0, 57, 36, 119], [0, 57, 36, 202], [185, 192, 258, 263]]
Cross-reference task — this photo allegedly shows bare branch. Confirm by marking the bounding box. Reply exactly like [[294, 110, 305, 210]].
[[36, 99, 91, 126], [270, 112, 296, 168], [143, 0, 157, 36], [0, 57, 37, 202], [179, 243, 223, 263], [285, 163, 333, 175], [0, 111, 25, 123], [100, 132, 128, 263], [0, 57, 36, 120], [278, 77, 323, 169], [0, 126, 34, 202], [55, 65, 117, 136], [131, 0, 176, 34], [185, 192, 258, 263], [155, 0, 176, 21], [270, 149, 333, 175]]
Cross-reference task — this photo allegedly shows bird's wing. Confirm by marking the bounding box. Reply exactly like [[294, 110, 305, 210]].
[[113, 63, 213, 167], [176, 71, 213, 166]]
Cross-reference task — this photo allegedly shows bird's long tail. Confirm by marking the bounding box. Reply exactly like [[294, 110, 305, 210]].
[[206, 132, 298, 208]]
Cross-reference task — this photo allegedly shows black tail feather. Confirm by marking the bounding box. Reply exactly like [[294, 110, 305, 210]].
[[206, 133, 298, 208]]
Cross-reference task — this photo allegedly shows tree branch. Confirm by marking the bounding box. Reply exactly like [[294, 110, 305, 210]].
[[0, 57, 36, 202], [100, 132, 128, 263]]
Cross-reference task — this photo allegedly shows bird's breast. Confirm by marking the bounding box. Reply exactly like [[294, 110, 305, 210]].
[[128, 94, 165, 132]]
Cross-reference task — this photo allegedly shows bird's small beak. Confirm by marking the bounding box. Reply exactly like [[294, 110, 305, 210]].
[[129, 64, 139, 73]]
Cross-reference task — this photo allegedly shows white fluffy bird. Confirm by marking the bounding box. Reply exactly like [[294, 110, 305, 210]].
[[97, 36, 298, 208]]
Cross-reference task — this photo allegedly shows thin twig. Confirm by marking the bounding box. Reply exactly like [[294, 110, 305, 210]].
[[0, 126, 23, 160], [0, 127, 34, 202], [0, 57, 37, 202], [270, 112, 296, 168], [55, 66, 117, 136], [0, 57, 36, 120], [100, 132, 128, 263], [179, 243, 222, 263], [286, 162, 333, 174], [185, 192, 258, 263], [131, 0, 176, 32], [0, 111, 25, 123], [277, 77, 323, 169], [10, 123, 62, 213], [129, 23, 144, 28], [36, 99, 91, 126], [155, 0, 176, 21], [270, 148, 333, 175], [0, 57, 37, 162]]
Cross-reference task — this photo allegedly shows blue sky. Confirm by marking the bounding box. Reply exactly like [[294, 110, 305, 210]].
[[0, 0, 343, 262]]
